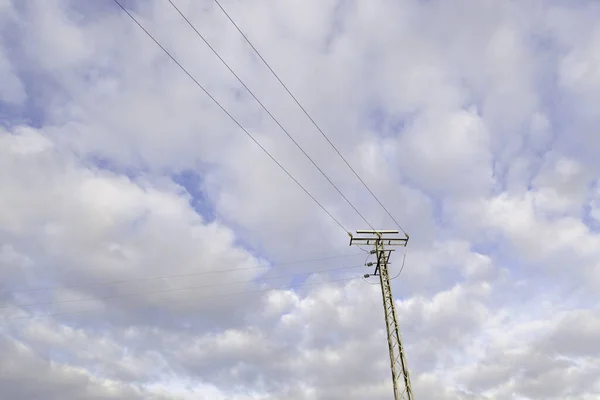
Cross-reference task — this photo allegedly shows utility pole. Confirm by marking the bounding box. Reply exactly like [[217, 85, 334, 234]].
[[349, 230, 414, 400]]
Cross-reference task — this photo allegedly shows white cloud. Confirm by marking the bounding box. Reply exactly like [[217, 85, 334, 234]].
[[1, 0, 600, 399], [0, 334, 177, 399], [395, 108, 493, 197]]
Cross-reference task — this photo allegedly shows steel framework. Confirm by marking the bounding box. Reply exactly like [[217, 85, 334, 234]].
[[349, 230, 414, 400]]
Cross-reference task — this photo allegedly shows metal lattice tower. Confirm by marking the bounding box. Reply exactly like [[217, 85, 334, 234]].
[[349, 230, 414, 400]]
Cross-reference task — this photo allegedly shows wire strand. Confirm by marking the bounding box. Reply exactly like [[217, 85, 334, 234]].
[[1, 265, 361, 311], [361, 251, 380, 285], [362, 276, 380, 285], [361, 247, 407, 284], [389, 248, 408, 280], [1, 252, 365, 296], [167, 0, 374, 230], [5, 276, 359, 321], [213, 0, 407, 235], [112, 0, 348, 234]]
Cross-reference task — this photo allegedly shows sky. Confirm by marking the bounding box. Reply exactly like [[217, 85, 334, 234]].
[[1, 0, 600, 399]]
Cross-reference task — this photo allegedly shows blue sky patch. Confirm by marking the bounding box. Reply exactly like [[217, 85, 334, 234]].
[[171, 169, 216, 224]]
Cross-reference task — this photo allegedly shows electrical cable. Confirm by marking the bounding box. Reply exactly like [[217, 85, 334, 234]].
[[361, 251, 380, 285], [361, 247, 408, 284], [357, 245, 371, 254], [1, 264, 361, 310], [5, 276, 360, 321], [389, 248, 408, 281], [1, 252, 365, 296], [167, 0, 374, 230], [112, 0, 349, 234], [362, 276, 380, 285], [213, 0, 407, 235]]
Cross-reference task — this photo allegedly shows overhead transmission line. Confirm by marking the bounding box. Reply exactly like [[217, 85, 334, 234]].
[[166, 0, 374, 230], [1, 252, 364, 296], [213, 0, 407, 236], [112, 0, 350, 234], [1, 264, 362, 310], [205, 4, 414, 396], [5, 275, 360, 322]]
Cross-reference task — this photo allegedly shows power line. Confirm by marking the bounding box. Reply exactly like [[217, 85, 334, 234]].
[[1, 264, 361, 311], [5, 276, 359, 321], [390, 248, 408, 280], [363, 248, 408, 284], [213, 0, 407, 236], [166, 0, 374, 230], [1, 252, 365, 296], [112, 0, 348, 234]]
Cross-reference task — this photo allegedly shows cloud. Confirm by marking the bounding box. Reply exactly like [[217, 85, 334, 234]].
[[1, 0, 600, 399], [0, 334, 177, 400]]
